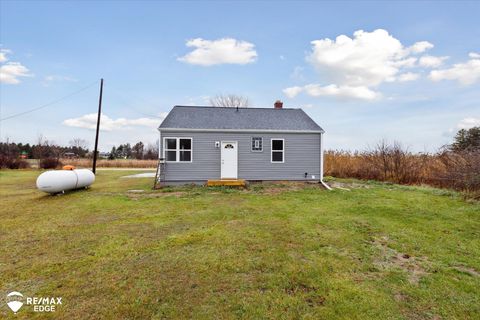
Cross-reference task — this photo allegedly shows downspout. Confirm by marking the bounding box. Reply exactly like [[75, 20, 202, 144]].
[[320, 132, 332, 190]]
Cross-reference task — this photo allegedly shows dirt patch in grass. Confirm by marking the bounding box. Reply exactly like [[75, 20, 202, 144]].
[[250, 181, 322, 195], [284, 282, 327, 307], [453, 266, 480, 277], [330, 180, 371, 190], [261, 187, 293, 195], [284, 282, 317, 295], [372, 236, 429, 284], [393, 292, 409, 302], [124, 181, 324, 197], [305, 295, 327, 307], [392, 253, 428, 284], [125, 191, 187, 200]]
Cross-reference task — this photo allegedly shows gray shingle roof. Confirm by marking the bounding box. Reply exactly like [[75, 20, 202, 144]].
[[159, 106, 324, 132]]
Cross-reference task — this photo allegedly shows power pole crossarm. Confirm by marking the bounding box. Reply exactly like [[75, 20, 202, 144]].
[[92, 78, 103, 174]]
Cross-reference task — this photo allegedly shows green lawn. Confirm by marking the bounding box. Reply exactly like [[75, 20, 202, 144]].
[[0, 170, 479, 319]]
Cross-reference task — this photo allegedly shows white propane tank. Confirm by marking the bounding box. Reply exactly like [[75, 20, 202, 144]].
[[36, 169, 95, 194]]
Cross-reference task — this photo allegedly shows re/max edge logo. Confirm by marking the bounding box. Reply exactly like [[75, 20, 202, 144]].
[[6, 291, 62, 313]]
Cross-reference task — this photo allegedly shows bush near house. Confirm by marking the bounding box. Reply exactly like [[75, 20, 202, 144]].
[[0, 143, 30, 169], [0, 155, 30, 169], [39, 157, 63, 169]]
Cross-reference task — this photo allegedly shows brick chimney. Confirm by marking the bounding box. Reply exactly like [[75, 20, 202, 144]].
[[274, 100, 283, 109]]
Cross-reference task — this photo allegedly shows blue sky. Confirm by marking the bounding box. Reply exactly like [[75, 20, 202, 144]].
[[1, 1, 479, 152]]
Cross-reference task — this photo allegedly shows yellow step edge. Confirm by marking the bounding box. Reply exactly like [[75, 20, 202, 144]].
[[206, 179, 246, 187]]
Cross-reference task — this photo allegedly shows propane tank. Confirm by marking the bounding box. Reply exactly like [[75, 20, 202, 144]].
[[36, 168, 95, 194]]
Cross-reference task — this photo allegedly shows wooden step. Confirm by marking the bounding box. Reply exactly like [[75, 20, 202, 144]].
[[206, 179, 246, 187]]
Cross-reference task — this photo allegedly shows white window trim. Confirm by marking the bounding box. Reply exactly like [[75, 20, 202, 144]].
[[271, 138, 285, 163], [163, 137, 193, 163], [251, 137, 263, 152]]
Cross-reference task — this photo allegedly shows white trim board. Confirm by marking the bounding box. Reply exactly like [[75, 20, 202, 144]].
[[162, 137, 193, 163], [270, 138, 285, 163]]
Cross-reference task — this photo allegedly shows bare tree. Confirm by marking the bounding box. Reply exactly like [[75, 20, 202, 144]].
[[69, 138, 89, 150], [33, 134, 62, 169], [436, 149, 480, 198], [144, 140, 159, 160], [209, 94, 250, 108], [33, 134, 45, 166], [69, 138, 89, 157]]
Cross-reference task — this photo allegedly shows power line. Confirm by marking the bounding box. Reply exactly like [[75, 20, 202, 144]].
[[106, 85, 166, 119], [0, 80, 99, 122]]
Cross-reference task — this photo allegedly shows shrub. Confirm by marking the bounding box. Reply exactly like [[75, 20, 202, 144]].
[[40, 158, 62, 169], [8, 159, 30, 169], [434, 150, 480, 199], [0, 155, 10, 168], [0, 155, 30, 169]]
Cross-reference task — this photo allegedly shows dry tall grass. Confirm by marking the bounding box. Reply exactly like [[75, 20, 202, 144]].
[[324, 141, 480, 198], [60, 158, 157, 168]]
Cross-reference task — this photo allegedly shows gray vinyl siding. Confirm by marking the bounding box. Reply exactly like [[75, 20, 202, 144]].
[[159, 130, 321, 182]]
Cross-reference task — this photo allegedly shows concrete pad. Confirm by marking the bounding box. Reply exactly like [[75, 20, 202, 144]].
[[121, 173, 156, 178]]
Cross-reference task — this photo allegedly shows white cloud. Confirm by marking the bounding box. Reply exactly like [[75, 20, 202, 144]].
[[178, 38, 257, 66], [63, 113, 167, 131], [407, 41, 434, 54], [0, 62, 32, 84], [0, 49, 33, 84], [283, 86, 304, 98], [429, 54, 480, 85], [469, 52, 480, 59], [398, 72, 420, 82], [44, 75, 77, 82], [306, 29, 431, 87], [285, 29, 435, 101], [284, 84, 379, 100], [0, 49, 11, 63], [457, 117, 480, 129], [393, 57, 417, 68], [290, 66, 305, 81], [418, 55, 449, 68], [42, 75, 78, 86], [182, 95, 211, 106]]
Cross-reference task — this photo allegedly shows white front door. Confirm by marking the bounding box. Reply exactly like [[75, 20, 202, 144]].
[[221, 141, 238, 179]]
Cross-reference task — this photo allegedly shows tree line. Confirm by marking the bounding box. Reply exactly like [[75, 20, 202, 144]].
[[108, 141, 158, 160], [0, 138, 90, 160], [0, 137, 159, 169]]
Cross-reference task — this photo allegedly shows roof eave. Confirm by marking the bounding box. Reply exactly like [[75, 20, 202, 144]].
[[158, 127, 324, 133]]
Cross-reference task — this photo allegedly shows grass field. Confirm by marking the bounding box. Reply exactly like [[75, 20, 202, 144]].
[[0, 170, 479, 319]]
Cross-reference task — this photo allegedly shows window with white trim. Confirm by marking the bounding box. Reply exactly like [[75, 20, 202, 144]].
[[271, 139, 284, 163], [251, 137, 263, 151], [164, 138, 192, 162]]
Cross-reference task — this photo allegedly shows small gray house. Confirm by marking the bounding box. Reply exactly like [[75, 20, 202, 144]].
[[157, 101, 325, 185]]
